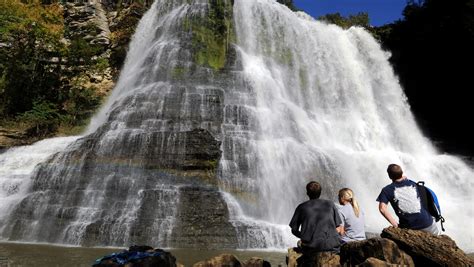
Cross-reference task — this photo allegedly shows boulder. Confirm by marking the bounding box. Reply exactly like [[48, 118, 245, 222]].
[[286, 248, 339, 267], [243, 257, 271, 267], [381, 227, 474, 266], [340, 238, 414, 266], [357, 257, 399, 267], [315, 252, 340, 266], [286, 248, 301, 267], [192, 254, 242, 267]]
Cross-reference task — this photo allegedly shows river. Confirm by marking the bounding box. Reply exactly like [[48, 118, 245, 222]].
[[0, 242, 286, 267]]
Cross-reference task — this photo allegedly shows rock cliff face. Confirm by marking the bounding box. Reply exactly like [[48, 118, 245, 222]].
[[0, 128, 30, 149], [62, 0, 151, 97]]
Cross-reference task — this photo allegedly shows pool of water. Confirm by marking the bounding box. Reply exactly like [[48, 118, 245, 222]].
[[0, 242, 287, 267]]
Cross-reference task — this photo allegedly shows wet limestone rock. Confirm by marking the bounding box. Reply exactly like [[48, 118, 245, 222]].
[[169, 186, 238, 249], [340, 238, 414, 266], [381, 227, 474, 266]]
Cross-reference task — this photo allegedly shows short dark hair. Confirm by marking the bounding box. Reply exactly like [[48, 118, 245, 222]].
[[387, 164, 403, 180], [306, 181, 321, 199]]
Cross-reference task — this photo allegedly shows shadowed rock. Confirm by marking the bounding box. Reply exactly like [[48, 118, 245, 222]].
[[381, 227, 474, 266], [357, 257, 399, 267], [193, 254, 242, 267], [340, 238, 413, 266], [192, 254, 270, 267], [287, 248, 340, 267], [243, 257, 271, 267]]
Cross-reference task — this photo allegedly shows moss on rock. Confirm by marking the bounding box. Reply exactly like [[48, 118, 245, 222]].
[[186, 0, 235, 71]]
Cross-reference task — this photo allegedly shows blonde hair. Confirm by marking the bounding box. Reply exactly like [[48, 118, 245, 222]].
[[338, 188, 360, 217]]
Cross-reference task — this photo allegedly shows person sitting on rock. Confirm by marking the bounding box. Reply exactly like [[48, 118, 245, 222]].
[[337, 188, 366, 243], [376, 164, 440, 235], [289, 181, 343, 265]]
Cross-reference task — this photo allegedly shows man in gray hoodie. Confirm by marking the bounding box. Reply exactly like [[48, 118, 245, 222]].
[[289, 181, 343, 266]]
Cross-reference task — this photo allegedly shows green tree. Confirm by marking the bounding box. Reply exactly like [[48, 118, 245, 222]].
[[0, 0, 65, 117], [318, 12, 370, 29], [0, 0, 107, 137], [277, 0, 299, 12], [18, 100, 61, 136]]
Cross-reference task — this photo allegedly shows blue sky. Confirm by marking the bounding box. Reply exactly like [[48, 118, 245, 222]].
[[293, 0, 407, 26]]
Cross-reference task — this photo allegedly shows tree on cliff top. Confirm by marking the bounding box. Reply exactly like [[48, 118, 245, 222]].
[[377, 0, 474, 154], [277, 0, 299, 12], [318, 12, 370, 29]]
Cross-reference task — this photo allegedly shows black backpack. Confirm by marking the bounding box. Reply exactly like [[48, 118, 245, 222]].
[[416, 181, 445, 231]]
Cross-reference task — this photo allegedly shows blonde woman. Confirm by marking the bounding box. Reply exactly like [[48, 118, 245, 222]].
[[337, 188, 366, 242]]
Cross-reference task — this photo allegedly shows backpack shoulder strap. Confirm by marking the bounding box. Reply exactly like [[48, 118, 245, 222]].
[[415, 180, 429, 208], [416, 181, 446, 232]]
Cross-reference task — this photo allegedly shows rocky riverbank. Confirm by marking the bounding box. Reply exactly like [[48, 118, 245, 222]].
[[290, 227, 473, 266], [93, 227, 473, 266]]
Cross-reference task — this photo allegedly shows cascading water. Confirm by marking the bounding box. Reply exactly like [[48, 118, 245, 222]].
[[224, 0, 474, 251], [0, 0, 239, 248], [0, 136, 80, 234], [0, 0, 472, 251]]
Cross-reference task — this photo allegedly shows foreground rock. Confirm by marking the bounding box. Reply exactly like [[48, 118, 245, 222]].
[[193, 254, 270, 267], [382, 227, 474, 266], [243, 257, 271, 267], [287, 248, 340, 267], [288, 227, 472, 266], [340, 238, 414, 266]]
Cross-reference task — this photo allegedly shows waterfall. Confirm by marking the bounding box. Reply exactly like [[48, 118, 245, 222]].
[[0, 136, 80, 235], [0, 0, 472, 251], [224, 0, 473, 251], [0, 0, 228, 248]]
